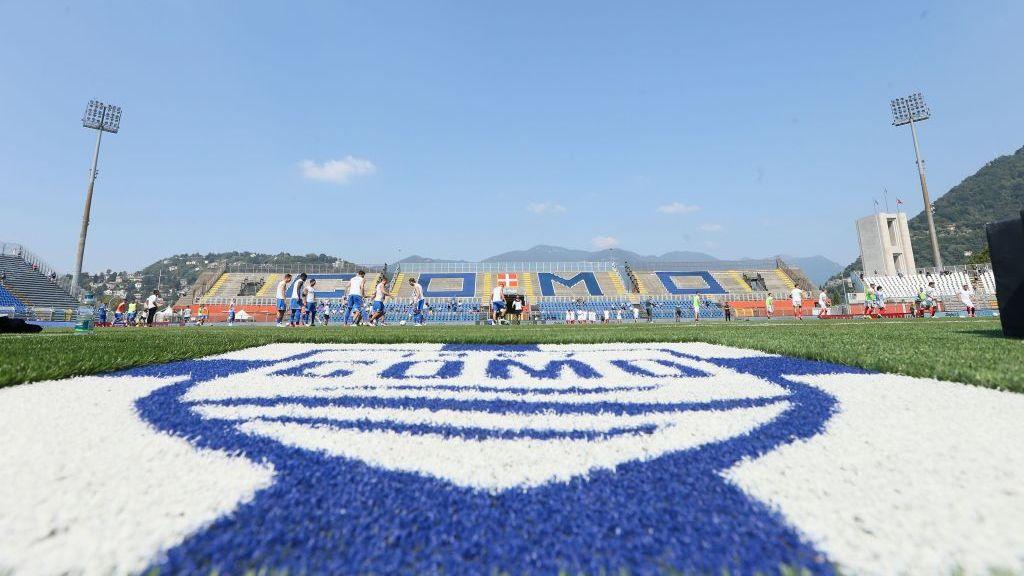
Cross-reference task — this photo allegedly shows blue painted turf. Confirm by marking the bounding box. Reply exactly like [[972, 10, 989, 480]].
[[124, 345, 865, 575]]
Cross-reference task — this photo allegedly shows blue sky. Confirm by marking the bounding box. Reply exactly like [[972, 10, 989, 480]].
[[2, 1, 1023, 271]]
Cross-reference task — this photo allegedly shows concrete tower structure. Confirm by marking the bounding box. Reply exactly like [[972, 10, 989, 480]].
[[856, 212, 916, 275]]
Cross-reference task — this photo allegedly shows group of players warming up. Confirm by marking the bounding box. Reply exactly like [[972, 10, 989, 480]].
[[268, 272, 969, 327], [274, 271, 429, 327]]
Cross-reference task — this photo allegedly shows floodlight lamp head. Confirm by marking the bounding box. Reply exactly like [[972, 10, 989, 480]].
[[82, 99, 122, 133], [890, 92, 930, 126]]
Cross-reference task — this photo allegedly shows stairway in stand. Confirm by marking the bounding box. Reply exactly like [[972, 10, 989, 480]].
[[478, 273, 494, 305], [199, 273, 229, 303], [520, 273, 537, 300]]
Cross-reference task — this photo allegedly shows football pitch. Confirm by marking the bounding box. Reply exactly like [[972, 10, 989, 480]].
[[2, 316, 1023, 574], [0, 317, 1019, 392]]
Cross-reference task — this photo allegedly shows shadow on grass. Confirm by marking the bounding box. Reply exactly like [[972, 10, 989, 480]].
[[960, 328, 1018, 340]]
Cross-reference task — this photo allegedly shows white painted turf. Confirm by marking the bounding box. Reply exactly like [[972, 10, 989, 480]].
[[0, 342, 1021, 575], [0, 376, 273, 575]]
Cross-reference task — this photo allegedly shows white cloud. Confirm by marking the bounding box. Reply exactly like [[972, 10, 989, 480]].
[[699, 223, 724, 232], [527, 202, 567, 214], [299, 156, 377, 185], [591, 236, 619, 249], [657, 202, 700, 214]]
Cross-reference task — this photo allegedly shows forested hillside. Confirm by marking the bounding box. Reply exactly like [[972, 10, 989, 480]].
[[908, 145, 1024, 266]]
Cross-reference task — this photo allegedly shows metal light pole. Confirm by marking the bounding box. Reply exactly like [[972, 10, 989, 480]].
[[72, 99, 122, 293], [890, 92, 942, 267]]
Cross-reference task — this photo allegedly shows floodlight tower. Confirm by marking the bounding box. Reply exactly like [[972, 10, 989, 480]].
[[72, 99, 122, 293], [890, 92, 942, 267]]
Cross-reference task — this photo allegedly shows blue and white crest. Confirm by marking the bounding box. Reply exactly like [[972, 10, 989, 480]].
[[130, 343, 852, 575]]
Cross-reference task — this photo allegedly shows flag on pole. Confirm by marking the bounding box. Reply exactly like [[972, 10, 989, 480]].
[[896, 198, 904, 205]]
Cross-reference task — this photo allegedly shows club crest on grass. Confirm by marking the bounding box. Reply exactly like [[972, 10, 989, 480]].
[[134, 343, 857, 575]]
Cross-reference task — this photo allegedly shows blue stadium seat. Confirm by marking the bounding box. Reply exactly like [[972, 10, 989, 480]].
[[0, 283, 28, 312]]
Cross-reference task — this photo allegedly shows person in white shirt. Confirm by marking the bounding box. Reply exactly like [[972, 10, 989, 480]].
[[181, 306, 191, 326], [817, 289, 830, 318], [588, 310, 597, 323], [511, 296, 524, 324], [409, 277, 426, 326], [369, 276, 392, 326], [603, 309, 610, 324], [924, 281, 939, 317], [578, 306, 587, 324], [616, 307, 623, 323], [565, 309, 573, 324], [289, 273, 307, 326], [790, 287, 804, 320], [491, 282, 505, 325], [304, 279, 317, 326], [959, 284, 976, 317], [632, 305, 640, 323], [345, 271, 366, 325], [275, 273, 292, 327], [145, 290, 162, 327], [322, 300, 332, 326]]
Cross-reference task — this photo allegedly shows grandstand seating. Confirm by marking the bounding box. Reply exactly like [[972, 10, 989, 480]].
[[199, 272, 358, 303], [762, 269, 796, 292], [0, 255, 78, 309], [0, 283, 28, 314], [632, 270, 739, 296], [536, 272, 604, 297], [861, 268, 995, 299], [189, 264, 805, 307], [199, 273, 294, 302], [180, 260, 844, 323], [256, 273, 281, 297], [710, 271, 751, 293]]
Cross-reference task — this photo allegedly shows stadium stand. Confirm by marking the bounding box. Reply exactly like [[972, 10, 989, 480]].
[[395, 262, 626, 302], [710, 271, 752, 293], [860, 268, 994, 299], [853, 265, 999, 315], [0, 242, 80, 320], [0, 283, 29, 314], [178, 264, 226, 306], [0, 253, 78, 308], [0, 259, 77, 309], [628, 259, 800, 297], [178, 258, 841, 323]]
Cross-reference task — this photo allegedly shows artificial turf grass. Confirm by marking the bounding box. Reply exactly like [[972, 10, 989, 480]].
[[0, 318, 1020, 393]]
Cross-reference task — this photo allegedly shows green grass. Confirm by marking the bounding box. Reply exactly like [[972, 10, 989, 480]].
[[0, 318, 1021, 392]]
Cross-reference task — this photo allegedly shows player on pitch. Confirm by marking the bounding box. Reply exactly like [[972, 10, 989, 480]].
[[409, 277, 426, 326], [345, 270, 366, 326], [790, 286, 804, 320], [817, 288, 830, 319], [959, 283, 976, 318], [275, 273, 292, 327], [368, 276, 391, 326], [491, 281, 506, 325]]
